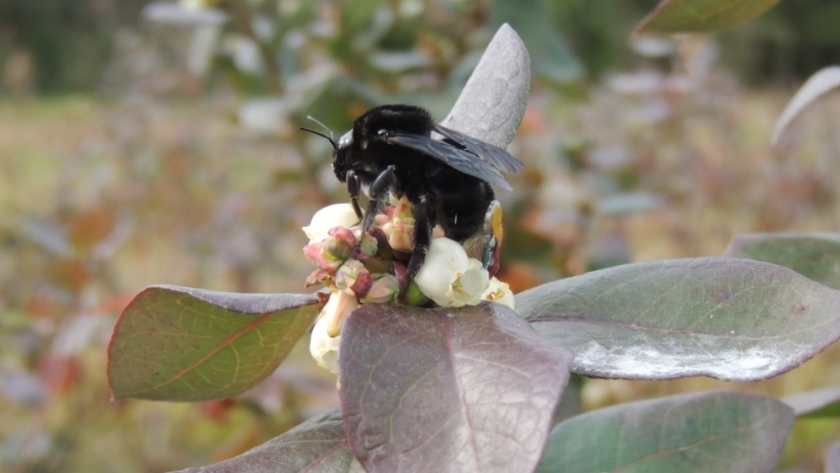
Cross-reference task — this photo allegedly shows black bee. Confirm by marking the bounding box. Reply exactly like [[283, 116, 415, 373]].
[[301, 104, 523, 277]]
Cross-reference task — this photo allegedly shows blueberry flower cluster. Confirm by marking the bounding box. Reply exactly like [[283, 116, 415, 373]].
[[303, 200, 513, 373]]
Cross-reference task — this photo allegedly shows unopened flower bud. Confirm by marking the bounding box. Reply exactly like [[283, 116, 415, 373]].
[[374, 213, 391, 226], [379, 200, 415, 252], [382, 218, 414, 252], [335, 259, 372, 299], [390, 198, 414, 221], [357, 233, 379, 259], [303, 225, 358, 275], [306, 227, 353, 274], [404, 280, 430, 306], [303, 241, 324, 266], [362, 274, 400, 303], [324, 227, 356, 259]]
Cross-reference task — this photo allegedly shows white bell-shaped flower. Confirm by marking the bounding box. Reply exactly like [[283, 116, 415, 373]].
[[302, 203, 359, 243], [414, 237, 490, 307], [482, 277, 515, 309], [309, 290, 358, 374]]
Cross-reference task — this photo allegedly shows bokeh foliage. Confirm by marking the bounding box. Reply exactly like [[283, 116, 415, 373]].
[[4, 0, 840, 94], [4, 0, 840, 471]]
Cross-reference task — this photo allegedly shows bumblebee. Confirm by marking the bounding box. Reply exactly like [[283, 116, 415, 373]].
[[302, 104, 522, 277]]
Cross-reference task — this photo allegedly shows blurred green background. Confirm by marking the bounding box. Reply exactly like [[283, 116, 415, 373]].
[[3, 0, 840, 471]]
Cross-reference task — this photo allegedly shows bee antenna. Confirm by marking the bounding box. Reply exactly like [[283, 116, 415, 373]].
[[299, 116, 337, 150]]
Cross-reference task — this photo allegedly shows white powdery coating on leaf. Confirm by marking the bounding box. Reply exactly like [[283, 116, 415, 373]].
[[574, 334, 807, 381], [441, 24, 530, 149]]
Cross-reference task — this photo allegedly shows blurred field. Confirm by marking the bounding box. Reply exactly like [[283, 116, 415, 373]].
[[3, 77, 840, 471], [0, 97, 339, 472]]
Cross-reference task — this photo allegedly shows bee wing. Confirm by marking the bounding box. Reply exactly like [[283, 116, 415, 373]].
[[433, 125, 524, 174], [382, 133, 512, 191]]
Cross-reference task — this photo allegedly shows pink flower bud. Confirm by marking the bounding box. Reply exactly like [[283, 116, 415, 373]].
[[362, 274, 400, 303], [303, 226, 358, 275], [305, 227, 354, 274], [335, 259, 373, 299], [303, 241, 323, 266], [374, 213, 391, 226], [386, 218, 415, 252], [324, 227, 356, 260], [391, 199, 414, 221], [357, 233, 379, 259]]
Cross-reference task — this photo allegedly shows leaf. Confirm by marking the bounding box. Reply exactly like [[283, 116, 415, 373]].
[[724, 233, 840, 289], [172, 409, 364, 473], [517, 257, 840, 382], [108, 285, 321, 401], [634, 0, 782, 34], [783, 387, 840, 418], [771, 66, 840, 145], [339, 302, 573, 473], [441, 24, 530, 149], [537, 390, 794, 473]]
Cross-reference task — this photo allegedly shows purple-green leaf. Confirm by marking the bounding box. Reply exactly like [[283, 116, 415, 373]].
[[724, 233, 840, 289], [783, 387, 840, 418], [339, 302, 573, 473], [634, 0, 782, 34], [172, 409, 364, 473], [517, 257, 840, 381], [108, 285, 320, 401], [537, 390, 794, 473]]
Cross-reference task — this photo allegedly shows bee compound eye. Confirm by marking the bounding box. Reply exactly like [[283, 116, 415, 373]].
[[337, 130, 353, 149]]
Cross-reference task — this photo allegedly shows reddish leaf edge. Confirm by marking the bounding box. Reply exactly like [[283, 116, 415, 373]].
[[106, 284, 322, 401]]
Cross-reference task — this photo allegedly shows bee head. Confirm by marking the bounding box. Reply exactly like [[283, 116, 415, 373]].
[[331, 130, 355, 182], [299, 117, 356, 183]]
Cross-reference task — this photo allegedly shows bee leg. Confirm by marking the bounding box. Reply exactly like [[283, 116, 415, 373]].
[[407, 196, 431, 279], [361, 165, 396, 232], [345, 171, 364, 220]]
